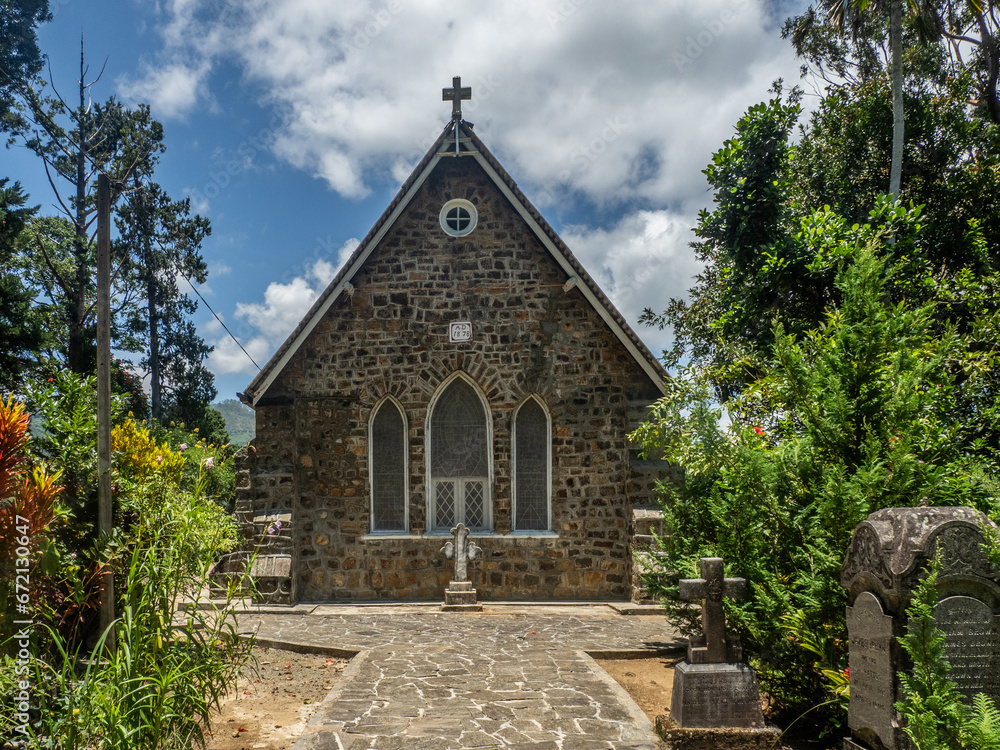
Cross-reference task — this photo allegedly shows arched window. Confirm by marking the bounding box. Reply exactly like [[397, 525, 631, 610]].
[[513, 397, 550, 531], [428, 376, 492, 532], [369, 398, 407, 532]]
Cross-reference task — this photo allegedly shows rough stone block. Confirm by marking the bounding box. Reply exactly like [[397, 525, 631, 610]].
[[670, 662, 765, 729]]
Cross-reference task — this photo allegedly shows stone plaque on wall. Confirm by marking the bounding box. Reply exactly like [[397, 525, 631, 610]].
[[847, 591, 896, 749], [934, 596, 1000, 705]]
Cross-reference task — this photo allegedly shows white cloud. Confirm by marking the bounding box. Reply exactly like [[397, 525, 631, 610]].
[[209, 334, 273, 376], [121, 0, 807, 209], [117, 59, 211, 120], [207, 256, 342, 376], [562, 210, 703, 359]]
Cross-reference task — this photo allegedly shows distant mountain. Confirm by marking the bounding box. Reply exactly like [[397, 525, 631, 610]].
[[214, 399, 255, 446]]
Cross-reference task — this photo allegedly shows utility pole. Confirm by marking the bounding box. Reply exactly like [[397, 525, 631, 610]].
[[97, 173, 115, 653]]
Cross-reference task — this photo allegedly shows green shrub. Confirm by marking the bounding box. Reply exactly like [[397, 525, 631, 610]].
[[633, 204, 1000, 720]]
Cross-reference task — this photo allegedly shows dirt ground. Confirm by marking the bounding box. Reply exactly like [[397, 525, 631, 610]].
[[593, 653, 679, 723], [204, 647, 349, 750]]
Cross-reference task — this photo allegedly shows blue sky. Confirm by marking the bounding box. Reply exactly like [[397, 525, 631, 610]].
[[7, 0, 812, 402]]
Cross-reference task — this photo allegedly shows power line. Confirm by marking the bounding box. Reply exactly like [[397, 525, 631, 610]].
[[176, 267, 261, 371]]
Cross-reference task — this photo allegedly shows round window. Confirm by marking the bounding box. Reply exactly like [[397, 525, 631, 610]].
[[439, 199, 478, 237]]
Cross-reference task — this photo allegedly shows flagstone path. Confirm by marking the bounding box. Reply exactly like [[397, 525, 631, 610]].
[[235, 603, 681, 750]]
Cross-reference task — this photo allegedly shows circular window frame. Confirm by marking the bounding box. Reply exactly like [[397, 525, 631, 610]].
[[439, 199, 478, 238]]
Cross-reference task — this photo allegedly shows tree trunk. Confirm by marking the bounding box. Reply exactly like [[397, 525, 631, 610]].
[[148, 277, 161, 420], [889, 0, 904, 201], [68, 42, 91, 374]]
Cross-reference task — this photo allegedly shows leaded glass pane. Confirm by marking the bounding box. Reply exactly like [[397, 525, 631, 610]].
[[431, 380, 488, 478], [371, 401, 406, 531], [435, 480, 456, 528], [515, 399, 549, 531], [465, 480, 485, 530]]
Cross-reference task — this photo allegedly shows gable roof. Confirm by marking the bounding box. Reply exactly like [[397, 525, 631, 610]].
[[241, 121, 668, 407]]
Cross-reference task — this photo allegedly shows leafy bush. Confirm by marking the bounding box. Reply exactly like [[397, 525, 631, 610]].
[[0, 384, 252, 748], [26, 508, 251, 749], [633, 205, 1000, 720]]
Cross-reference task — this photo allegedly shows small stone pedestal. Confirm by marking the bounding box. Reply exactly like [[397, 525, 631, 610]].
[[440, 523, 483, 612], [442, 580, 482, 612], [670, 662, 764, 729]]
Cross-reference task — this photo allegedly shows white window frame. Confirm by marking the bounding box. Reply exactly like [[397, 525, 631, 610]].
[[425, 372, 493, 532], [511, 395, 552, 533], [439, 199, 478, 237], [368, 395, 409, 534]]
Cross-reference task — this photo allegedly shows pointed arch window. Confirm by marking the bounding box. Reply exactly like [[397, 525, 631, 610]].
[[369, 398, 408, 532], [513, 397, 551, 531], [428, 377, 492, 532]]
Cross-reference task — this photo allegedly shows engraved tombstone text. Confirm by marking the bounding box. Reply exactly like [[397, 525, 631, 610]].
[[847, 591, 896, 749]]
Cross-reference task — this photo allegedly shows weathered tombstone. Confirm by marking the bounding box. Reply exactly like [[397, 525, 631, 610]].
[[841, 506, 1000, 750], [440, 523, 483, 612], [669, 557, 766, 729]]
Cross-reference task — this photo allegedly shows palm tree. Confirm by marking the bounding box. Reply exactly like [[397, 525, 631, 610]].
[[823, 0, 909, 200]]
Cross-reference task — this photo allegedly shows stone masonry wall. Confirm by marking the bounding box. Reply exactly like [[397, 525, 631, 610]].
[[249, 154, 662, 602]]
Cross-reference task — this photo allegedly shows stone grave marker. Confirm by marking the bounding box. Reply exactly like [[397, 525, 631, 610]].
[[440, 523, 483, 612], [841, 506, 1000, 750], [845, 591, 896, 750], [669, 556, 765, 729], [934, 595, 1000, 703]]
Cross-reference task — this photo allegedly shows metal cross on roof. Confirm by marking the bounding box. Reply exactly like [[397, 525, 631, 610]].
[[678, 556, 746, 663], [442, 75, 472, 121]]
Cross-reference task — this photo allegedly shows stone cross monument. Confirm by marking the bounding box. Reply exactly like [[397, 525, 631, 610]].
[[440, 523, 483, 612], [669, 556, 766, 731], [679, 557, 746, 663]]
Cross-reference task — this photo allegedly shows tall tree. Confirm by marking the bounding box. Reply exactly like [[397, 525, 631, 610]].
[[818, 0, 913, 199], [919, 0, 999, 123], [19, 43, 166, 372], [115, 180, 213, 421], [0, 0, 50, 131], [0, 178, 45, 389]]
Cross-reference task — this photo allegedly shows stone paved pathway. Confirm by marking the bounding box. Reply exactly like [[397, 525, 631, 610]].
[[236, 604, 682, 750]]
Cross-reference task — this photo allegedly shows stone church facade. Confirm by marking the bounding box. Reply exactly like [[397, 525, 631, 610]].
[[234, 110, 668, 603]]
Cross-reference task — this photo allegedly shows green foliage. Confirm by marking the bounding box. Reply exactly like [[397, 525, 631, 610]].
[[0, 0, 50, 131], [642, 92, 815, 401], [0, 178, 44, 390], [115, 180, 215, 422], [633, 207, 1000, 719], [0, 383, 252, 749], [22, 493, 251, 749], [896, 558, 1000, 749]]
